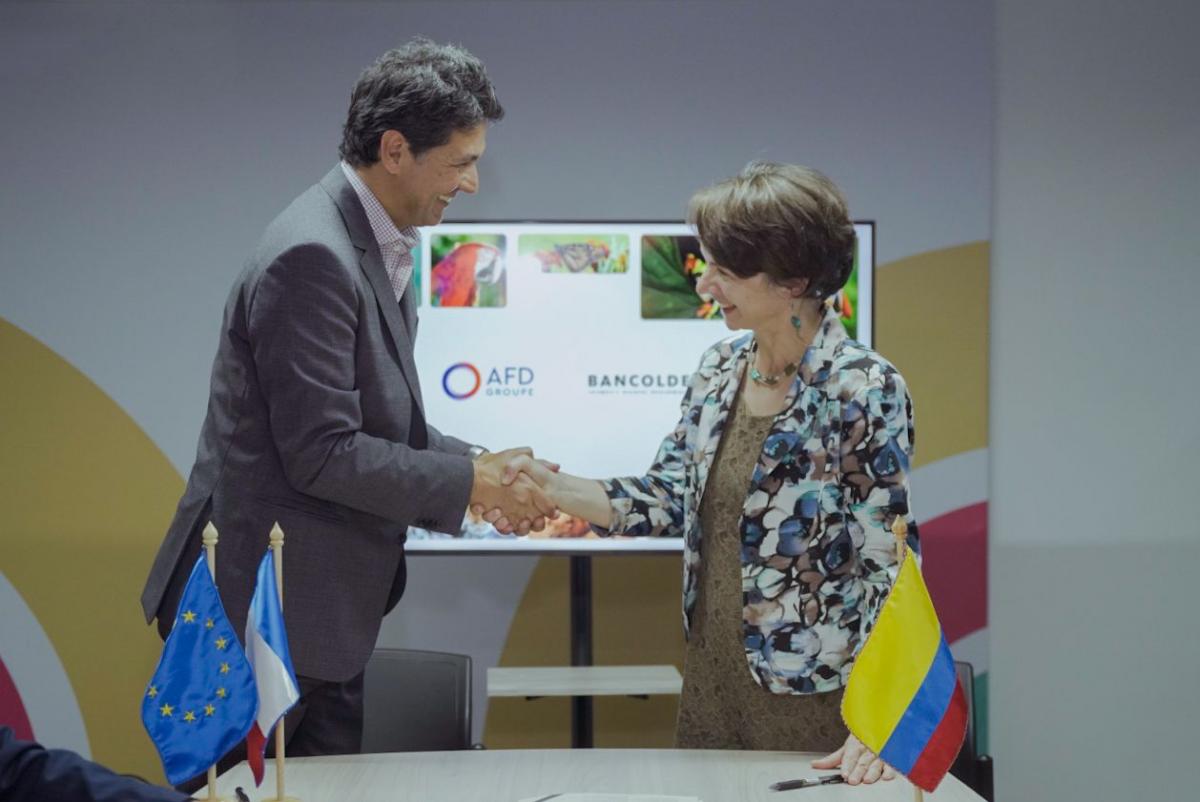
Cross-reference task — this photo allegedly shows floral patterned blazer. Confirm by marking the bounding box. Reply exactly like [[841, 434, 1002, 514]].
[[600, 305, 917, 694]]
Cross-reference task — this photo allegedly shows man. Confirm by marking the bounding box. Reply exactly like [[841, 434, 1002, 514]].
[[140, 39, 553, 776], [0, 727, 191, 802]]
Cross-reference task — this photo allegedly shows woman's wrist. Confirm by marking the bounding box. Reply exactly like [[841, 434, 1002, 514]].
[[552, 475, 613, 530]]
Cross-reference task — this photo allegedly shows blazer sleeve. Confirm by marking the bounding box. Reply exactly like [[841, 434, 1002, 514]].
[[247, 243, 474, 532], [426, 424, 472, 457], [840, 367, 919, 632], [594, 371, 700, 537], [0, 727, 190, 802]]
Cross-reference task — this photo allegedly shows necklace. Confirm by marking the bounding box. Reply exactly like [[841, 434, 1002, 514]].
[[748, 339, 803, 387], [749, 305, 814, 387]]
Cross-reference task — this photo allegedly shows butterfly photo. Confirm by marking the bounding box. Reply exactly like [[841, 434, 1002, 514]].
[[518, 233, 630, 274]]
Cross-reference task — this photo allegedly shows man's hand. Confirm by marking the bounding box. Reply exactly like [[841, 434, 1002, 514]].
[[811, 733, 897, 785], [470, 452, 560, 534], [469, 448, 559, 535]]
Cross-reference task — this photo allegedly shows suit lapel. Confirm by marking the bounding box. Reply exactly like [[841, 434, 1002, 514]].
[[751, 385, 823, 485], [361, 247, 426, 417], [320, 166, 425, 417], [750, 305, 847, 486], [399, 280, 418, 341], [693, 341, 750, 506]]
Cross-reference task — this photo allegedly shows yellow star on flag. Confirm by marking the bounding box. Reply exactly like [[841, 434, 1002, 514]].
[[216, 687, 227, 699], [205, 618, 214, 629], [183, 711, 197, 723], [215, 637, 228, 650], [181, 610, 197, 623], [220, 662, 230, 674], [147, 685, 158, 699], [204, 704, 216, 717], [159, 703, 174, 717]]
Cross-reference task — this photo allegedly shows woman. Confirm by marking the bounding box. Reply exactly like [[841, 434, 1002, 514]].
[[495, 162, 915, 785]]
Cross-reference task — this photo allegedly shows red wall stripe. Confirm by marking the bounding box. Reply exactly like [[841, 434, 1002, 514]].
[[0, 654, 34, 741]]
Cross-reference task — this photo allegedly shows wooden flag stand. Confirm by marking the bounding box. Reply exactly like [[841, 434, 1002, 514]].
[[200, 523, 232, 802], [197, 522, 300, 801], [267, 522, 300, 802], [891, 516, 924, 802]]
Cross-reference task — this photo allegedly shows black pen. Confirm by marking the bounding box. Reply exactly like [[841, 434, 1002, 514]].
[[770, 773, 847, 791]]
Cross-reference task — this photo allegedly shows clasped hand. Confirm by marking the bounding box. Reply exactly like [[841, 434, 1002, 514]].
[[468, 448, 560, 535]]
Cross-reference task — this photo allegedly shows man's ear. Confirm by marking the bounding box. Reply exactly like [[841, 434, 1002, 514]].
[[378, 130, 410, 174]]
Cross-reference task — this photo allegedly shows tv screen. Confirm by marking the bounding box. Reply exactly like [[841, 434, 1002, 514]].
[[408, 222, 874, 553]]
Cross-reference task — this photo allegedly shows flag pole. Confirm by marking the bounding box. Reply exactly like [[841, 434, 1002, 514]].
[[201, 522, 231, 802], [269, 522, 299, 802], [892, 514, 908, 564], [891, 516, 924, 802]]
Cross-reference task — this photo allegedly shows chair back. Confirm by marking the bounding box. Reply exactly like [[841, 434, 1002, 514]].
[[950, 660, 977, 786], [951, 660, 994, 801], [361, 648, 471, 752]]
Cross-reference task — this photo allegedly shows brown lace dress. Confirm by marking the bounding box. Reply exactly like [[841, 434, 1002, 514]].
[[675, 383, 848, 752]]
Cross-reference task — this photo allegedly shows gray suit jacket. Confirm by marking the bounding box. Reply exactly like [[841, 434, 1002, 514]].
[[141, 166, 475, 682], [1, 726, 190, 802]]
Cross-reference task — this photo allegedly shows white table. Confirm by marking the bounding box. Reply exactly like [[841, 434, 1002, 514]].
[[210, 749, 984, 802], [488, 665, 684, 697], [488, 665, 684, 749]]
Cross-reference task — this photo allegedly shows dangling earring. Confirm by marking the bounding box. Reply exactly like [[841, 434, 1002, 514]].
[[790, 299, 804, 338]]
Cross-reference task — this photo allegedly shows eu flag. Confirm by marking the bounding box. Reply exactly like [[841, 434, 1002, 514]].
[[141, 555, 257, 785]]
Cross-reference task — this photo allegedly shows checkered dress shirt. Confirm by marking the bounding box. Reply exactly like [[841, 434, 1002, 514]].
[[340, 162, 419, 302]]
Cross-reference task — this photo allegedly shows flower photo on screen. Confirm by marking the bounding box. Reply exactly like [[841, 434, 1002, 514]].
[[640, 235, 722, 320], [430, 234, 506, 307], [832, 251, 860, 340]]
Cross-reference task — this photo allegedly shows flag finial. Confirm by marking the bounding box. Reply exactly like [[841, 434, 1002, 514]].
[[891, 515, 908, 564], [202, 522, 219, 549]]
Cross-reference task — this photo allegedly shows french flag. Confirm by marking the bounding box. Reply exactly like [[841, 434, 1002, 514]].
[[244, 549, 300, 786]]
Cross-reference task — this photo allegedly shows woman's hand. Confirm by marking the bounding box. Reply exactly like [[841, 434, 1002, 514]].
[[470, 455, 560, 534], [812, 733, 897, 785], [471, 456, 615, 533], [501, 454, 561, 492]]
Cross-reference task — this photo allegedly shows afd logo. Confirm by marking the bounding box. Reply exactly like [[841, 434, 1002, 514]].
[[442, 363, 535, 399]]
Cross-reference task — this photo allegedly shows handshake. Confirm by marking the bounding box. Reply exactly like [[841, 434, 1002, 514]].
[[468, 447, 563, 535]]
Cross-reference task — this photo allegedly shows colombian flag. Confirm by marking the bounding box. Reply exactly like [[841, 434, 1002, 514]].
[[842, 549, 968, 792]]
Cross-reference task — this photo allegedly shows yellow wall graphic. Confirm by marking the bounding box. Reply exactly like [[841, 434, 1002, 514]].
[[0, 317, 183, 780], [875, 242, 990, 468]]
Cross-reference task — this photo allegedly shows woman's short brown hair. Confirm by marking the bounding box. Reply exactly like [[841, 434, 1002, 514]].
[[686, 162, 856, 298]]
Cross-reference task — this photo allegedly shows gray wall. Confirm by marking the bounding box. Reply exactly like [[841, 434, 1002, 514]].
[[991, 1, 1200, 799], [1, 0, 993, 749], [0, 0, 991, 471], [14, 2, 1195, 799]]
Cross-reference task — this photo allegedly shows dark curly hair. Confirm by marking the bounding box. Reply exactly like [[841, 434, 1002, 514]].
[[687, 162, 856, 299], [338, 38, 504, 165]]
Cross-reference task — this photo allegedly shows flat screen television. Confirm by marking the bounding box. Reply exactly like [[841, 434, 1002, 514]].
[[407, 221, 874, 553]]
